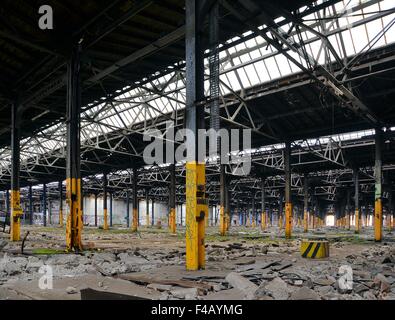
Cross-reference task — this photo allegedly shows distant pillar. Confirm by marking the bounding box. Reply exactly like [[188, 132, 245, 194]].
[[374, 127, 383, 241]]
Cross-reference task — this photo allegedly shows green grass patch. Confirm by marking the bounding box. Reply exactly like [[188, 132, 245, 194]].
[[32, 248, 66, 255]]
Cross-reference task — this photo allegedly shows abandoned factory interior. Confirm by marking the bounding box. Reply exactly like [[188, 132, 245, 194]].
[[0, 0, 395, 303]]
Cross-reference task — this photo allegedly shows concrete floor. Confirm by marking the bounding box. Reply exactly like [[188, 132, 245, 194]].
[[0, 225, 394, 300]]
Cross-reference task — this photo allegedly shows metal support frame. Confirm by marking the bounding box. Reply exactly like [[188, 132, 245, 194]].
[[284, 141, 292, 238], [10, 101, 22, 241], [65, 43, 83, 251], [185, 0, 207, 271], [374, 127, 383, 241]]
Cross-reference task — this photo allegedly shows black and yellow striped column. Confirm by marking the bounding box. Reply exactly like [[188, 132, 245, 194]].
[[59, 180, 63, 227], [219, 164, 226, 236], [169, 164, 176, 233], [185, 162, 207, 270], [303, 174, 309, 233], [145, 190, 150, 227], [102, 173, 108, 230], [132, 168, 138, 232], [354, 169, 360, 234], [10, 101, 22, 241], [65, 43, 83, 252], [284, 141, 292, 239], [374, 127, 383, 241], [261, 178, 266, 230]]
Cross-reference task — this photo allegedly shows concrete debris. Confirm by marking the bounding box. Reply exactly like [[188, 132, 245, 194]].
[[225, 272, 258, 299], [66, 286, 78, 294], [290, 287, 320, 300], [255, 277, 292, 300], [147, 283, 173, 292], [170, 287, 199, 299]]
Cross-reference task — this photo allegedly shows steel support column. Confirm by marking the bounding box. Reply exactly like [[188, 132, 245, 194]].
[[303, 174, 309, 233], [387, 188, 392, 232], [145, 189, 150, 227], [225, 176, 231, 230], [151, 198, 154, 226], [29, 184, 33, 225], [219, 164, 226, 235], [169, 164, 176, 233], [185, 0, 207, 270], [65, 43, 83, 251], [94, 193, 98, 227], [346, 189, 351, 230], [132, 168, 138, 232], [42, 184, 47, 227], [126, 190, 130, 228], [354, 169, 360, 233], [109, 192, 113, 227], [103, 174, 108, 230], [261, 178, 266, 230], [10, 101, 22, 241], [284, 142, 292, 238], [252, 194, 256, 228], [59, 181, 63, 227], [374, 127, 383, 241]]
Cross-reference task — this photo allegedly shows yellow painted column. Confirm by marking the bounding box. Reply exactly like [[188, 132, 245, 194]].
[[219, 206, 226, 236], [59, 180, 64, 227], [185, 162, 206, 271], [10, 190, 22, 241], [102, 174, 108, 230], [59, 208, 63, 227], [103, 208, 108, 230], [375, 199, 382, 241], [66, 178, 83, 251], [303, 210, 308, 233], [285, 202, 292, 239], [131, 168, 138, 232], [386, 212, 392, 232], [261, 212, 266, 230], [355, 209, 360, 233], [132, 208, 138, 232], [346, 213, 351, 230], [170, 207, 176, 233], [279, 214, 283, 229]]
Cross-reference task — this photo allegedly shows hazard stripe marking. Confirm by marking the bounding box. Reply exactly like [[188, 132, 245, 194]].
[[311, 243, 321, 258], [302, 242, 314, 257]]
